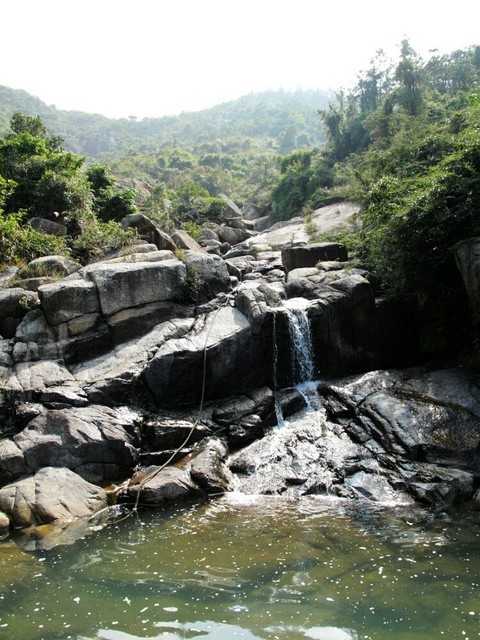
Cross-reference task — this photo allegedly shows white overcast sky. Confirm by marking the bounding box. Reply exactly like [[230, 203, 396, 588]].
[[1, 0, 479, 119]]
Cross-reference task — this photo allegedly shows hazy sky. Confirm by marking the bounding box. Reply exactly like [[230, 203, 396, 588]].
[[2, 0, 479, 119]]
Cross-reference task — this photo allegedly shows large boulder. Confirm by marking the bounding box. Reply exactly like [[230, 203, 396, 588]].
[[235, 281, 285, 333], [29, 217, 68, 237], [188, 437, 231, 493], [121, 213, 177, 251], [282, 243, 348, 273], [3, 360, 88, 407], [17, 255, 81, 278], [216, 226, 247, 245], [100, 249, 175, 264], [11, 307, 111, 366], [39, 277, 100, 325], [71, 317, 195, 405], [0, 405, 140, 485], [83, 259, 187, 316], [171, 230, 205, 252], [127, 466, 204, 505], [197, 228, 220, 245], [142, 307, 265, 406], [0, 288, 39, 338], [320, 367, 480, 481], [142, 418, 211, 451], [212, 387, 274, 426], [0, 467, 108, 528], [212, 387, 275, 448], [183, 251, 232, 303]]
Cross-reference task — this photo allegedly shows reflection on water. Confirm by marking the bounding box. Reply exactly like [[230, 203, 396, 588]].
[[1, 495, 480, 639]]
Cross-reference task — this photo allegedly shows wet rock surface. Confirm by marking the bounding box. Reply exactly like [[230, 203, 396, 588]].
[[1, 205, 479, 546], [0, 466, 108, 528], [226, 368, 480, 508]]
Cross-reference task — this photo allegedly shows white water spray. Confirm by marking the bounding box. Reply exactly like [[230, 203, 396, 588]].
[[271, 299, 316, 425], [284, 302, 315, 384]]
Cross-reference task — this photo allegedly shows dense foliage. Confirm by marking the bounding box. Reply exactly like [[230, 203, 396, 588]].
[[0, 115, 137, 266], [2, 46, 480, 309], [0, 88, 331, 221], [271, 43, 480, 304]]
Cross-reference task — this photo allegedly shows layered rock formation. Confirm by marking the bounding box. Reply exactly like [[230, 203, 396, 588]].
[[1, 202, 479, 547]]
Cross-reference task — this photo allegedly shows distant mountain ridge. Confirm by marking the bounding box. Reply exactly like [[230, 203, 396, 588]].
[[0, 85, 332, 159]]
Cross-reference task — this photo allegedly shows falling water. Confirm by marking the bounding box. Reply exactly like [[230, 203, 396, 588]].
[[284, 302, 315, 384], [271, 312, 285, 426], [271, 300, 315, 424]]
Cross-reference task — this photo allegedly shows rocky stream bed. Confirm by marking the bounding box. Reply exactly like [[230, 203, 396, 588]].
[[1, 202, 480, 550]]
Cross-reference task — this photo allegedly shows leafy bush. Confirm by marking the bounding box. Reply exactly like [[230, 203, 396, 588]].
[[270, 149, 334, 220], [0, 211, 69, 266], [86, 163, 137, 223], [71, 219, 138, 264]]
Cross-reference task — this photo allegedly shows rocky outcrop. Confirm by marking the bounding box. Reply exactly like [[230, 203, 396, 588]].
[[0, 466, 108, 528], [0, 405, 140, 485], [121, 213, 177, 251], [321, 367, 480, 466], [1, 203, 479, 546], [282, 243, 349, 273], [17, 255, 81, 278], [183, 251, 232, 303], [82, 259, 187, 316], [225, 367, 480, 507], [188, 437, 231, 494], [171, 230, 205, 252], [454, 237, 480, 330], [319, 367, 480, 505], [126, 466, 204, 505], [0, 288, 39, 338], [142, 306, 266, 407], [39, 278, 100, 325]]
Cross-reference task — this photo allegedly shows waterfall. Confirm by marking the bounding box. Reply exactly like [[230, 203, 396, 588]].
[[284, 303, 315, 385], [271, 299, 315, 425], [271, 312, 285, 426]]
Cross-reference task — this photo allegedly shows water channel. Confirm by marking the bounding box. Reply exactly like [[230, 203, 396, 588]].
[[1, 494, 480, 639]]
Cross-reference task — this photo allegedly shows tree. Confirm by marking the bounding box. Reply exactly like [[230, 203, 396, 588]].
[[86, 163, 136, 223], [9, 113, 47, 137], [0, 121, 90, 226], [0, 115, 139, 265], [394, 40, 424, 116]]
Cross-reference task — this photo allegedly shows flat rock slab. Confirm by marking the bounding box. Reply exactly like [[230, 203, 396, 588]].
[[84, 259, 187, 316], [248, 202, 358, 249]]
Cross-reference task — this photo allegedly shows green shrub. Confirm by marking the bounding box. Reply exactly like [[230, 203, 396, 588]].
[[0, 211, 69, 267], [181, 221, 202, 239], [71, 219, 138, 264]]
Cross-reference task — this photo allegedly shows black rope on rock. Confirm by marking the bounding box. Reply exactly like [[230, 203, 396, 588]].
[[99, 295, 232, 527]]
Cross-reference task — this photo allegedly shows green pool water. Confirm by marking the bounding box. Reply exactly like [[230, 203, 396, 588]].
[[1, 494, 479, 640]]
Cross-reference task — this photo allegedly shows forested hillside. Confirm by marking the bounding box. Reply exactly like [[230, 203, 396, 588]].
[[0, 87, 330, 158], [271, 43, 480, 306], [0, 86, 331, 209], [1, 42, 479, 318]]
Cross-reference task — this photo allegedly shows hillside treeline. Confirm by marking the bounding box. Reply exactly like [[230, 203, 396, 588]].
[[272, 42, 480, 304], [1, 41, 479, 314]]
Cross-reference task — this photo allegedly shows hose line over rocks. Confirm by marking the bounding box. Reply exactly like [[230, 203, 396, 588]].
[[105, 294, 233, 525]]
